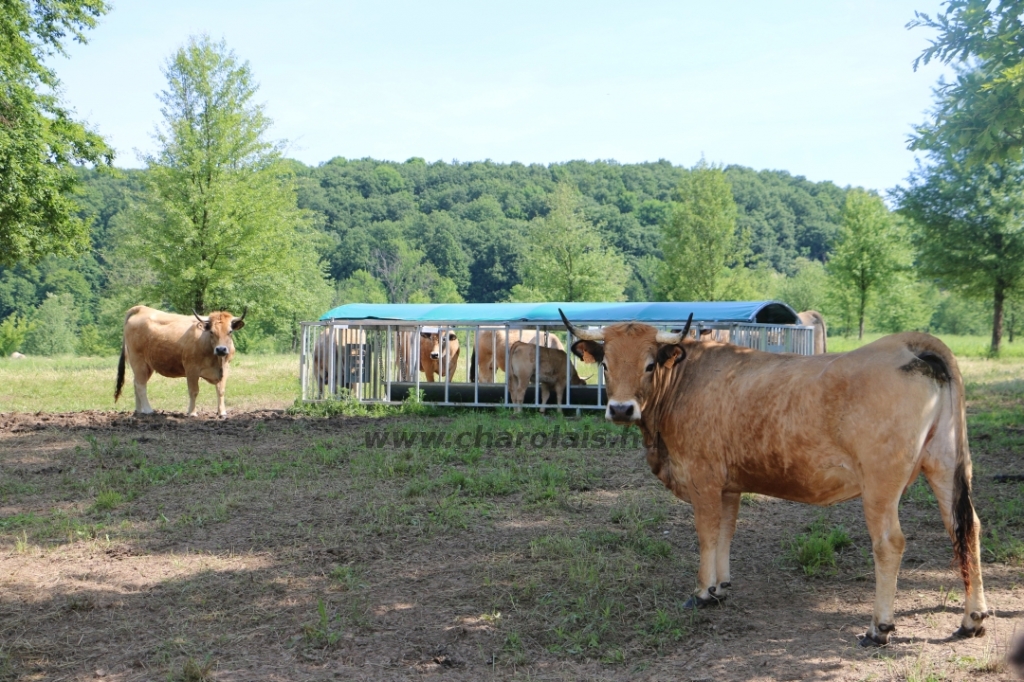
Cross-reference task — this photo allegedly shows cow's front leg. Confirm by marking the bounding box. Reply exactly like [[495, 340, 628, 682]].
[[713, 491, 741, 599], [214, 376, 228, 418], [186, 372, 201, 416], [684, 482, 724, 609], [861, 494, 906, 646]]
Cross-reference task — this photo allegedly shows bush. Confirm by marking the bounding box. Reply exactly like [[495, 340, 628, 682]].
[[23, 293, 78, 356]]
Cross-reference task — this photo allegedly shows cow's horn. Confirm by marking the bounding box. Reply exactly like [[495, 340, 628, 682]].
[[559, 308, 604, 341], [234, 306, 247, 323], [193, 309, 207, 323], [656, 313, 693, 344]]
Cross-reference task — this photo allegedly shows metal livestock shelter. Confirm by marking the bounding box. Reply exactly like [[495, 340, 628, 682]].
[[298, 301, 814, 410]]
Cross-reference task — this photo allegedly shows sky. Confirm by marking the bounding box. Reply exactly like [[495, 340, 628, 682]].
[[54, 0, 953, 192]]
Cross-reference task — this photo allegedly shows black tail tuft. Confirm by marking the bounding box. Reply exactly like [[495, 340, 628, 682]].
[[114, 341, 126, 403], [469, 350, 476, 382], [952, 459, 976, 591]]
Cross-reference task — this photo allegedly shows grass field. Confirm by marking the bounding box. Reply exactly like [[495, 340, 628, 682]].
[[1, 333, 1019, 415], [0, 354, 298, 413], [0, 339, 1022, 680], [828, 332, 1024, 357]]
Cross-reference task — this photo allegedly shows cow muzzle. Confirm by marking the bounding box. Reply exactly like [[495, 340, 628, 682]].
[[214, 345, 230, 357], [606, 400, 640, 423]]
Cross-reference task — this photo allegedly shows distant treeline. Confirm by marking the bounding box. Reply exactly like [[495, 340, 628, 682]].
[[0, 158, 1003, 356]]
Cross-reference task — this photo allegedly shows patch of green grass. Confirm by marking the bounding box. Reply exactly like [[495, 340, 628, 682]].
[[903, 475, 937, 507], [786, 514, 853, 576], [330, 565, 363, 591], [0, 353, 298, 413], [92, 490, 124, 511], [177, 656, 215, 682], [303, 599, 343, 648]]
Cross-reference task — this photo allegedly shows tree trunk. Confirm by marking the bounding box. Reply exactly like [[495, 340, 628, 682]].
[[857, 288, 867, 340], [991, 281, 1005, 355]]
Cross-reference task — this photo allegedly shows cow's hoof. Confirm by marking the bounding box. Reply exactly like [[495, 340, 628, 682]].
[[682, 594, 722, 610], [953, 624, 986, 639], [860, 623, 894, 647], [859, 633, 889, 647]]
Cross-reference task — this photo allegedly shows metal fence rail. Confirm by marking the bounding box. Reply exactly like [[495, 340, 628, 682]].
[[299, 319, 815, 408]]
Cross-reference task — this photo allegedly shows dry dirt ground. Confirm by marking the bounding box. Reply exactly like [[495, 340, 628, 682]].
[[1, 407, 1022, 682]]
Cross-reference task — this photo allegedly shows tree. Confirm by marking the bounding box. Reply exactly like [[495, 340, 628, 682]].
[[123, 36, 331, 331], [894, 156, 1024, 353], [909, 1, 1024, 164], [826, 190, 907, 339], [659, 161, 738, 301], [23, 292, 77, 355], [514, 183, 628, 302], [0, 0, 113, 266]]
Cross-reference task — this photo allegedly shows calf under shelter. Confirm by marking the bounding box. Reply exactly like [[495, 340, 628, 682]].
[[298, 301, 813, 411]]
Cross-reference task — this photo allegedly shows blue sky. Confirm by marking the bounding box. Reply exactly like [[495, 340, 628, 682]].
[[55, 0, 951, 191]]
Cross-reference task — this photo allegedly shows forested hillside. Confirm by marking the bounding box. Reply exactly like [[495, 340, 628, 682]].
[[293, 158, 848, 303], [0, 157, 1006, 355]]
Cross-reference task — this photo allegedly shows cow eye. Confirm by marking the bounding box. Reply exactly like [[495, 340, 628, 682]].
[[204, 323, 211, 331], [645, 362, 655, 373]]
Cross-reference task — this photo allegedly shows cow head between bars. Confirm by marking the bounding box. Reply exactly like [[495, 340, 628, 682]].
[[559, 308, 989, 647], [419, 329, 460, 382]]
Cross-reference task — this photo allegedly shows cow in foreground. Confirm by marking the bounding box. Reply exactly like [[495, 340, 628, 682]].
[[470, 328, 564, 382], [561, 309, 988, 646], [393, 329, 461, 382], [115, 306, 246, 417], [797, 310, 828, 354], [508, 341, 587, 413]]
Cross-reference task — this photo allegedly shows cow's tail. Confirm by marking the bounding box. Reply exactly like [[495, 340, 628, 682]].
[[115, 306, 140, 403], [469, 350, 476, 382], [949, 364, 976, 593], [115, 339, 126, 403], [916, 339, 976, 591]]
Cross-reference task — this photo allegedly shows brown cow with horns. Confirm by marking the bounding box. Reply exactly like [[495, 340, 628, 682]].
[[560, 309, 988, 647], [115, 306, 246, 417]]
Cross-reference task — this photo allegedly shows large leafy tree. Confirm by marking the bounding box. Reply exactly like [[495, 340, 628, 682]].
[[826, 190, 908, 339], [0, 0, 113, 266], [123, 36, 330, 333], [658, 160, 738, 301], [894, 156, 1024, 353], [910, 0, 1024, 163], [511, 183, 628, 302]]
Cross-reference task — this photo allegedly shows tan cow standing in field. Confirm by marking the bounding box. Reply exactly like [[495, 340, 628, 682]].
[[115, 306, 246, 417], [561, 310, 988, 647], [470, 328, 564, 382], [797, 310, 828, 354], [507, 341, 588, 413]]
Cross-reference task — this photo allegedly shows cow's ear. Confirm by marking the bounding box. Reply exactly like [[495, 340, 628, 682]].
[[420, 332, 432, 339], [448, 332, 458, 341], [231, 318, 245, 331], [571, 340, 603, 364], [657, 344, 685, 369]]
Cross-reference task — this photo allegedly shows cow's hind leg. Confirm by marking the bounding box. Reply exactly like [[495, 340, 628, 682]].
[[129, 355, 155, 414], [860, 493, 905, 646], [186, 372, 201, 417], [713, 491, 741, 599], [922, 459, 988, 637], [539, 384, 551, 415]]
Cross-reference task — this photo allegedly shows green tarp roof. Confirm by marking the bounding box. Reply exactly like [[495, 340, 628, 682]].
[[319, 301, 799, 325]]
